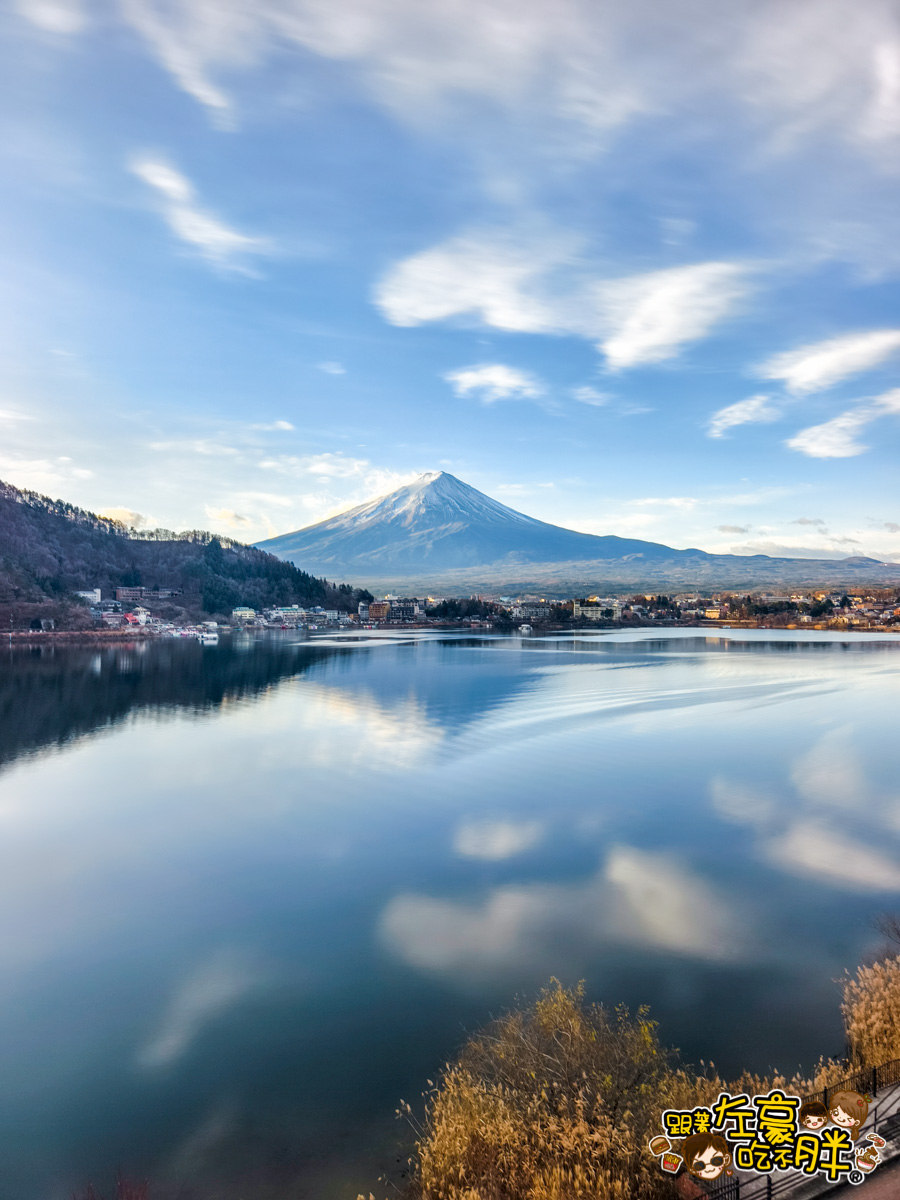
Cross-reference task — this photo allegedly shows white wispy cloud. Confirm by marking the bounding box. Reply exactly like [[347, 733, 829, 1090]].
[[710, 776, 777, 830], [592, 262, 750, 369], [380, 844, 753, 981], [444, 363, 544, 403], [453, 819, 544, 861], [258, 451, 372, 478], [758, 329, 900, 395], [130, 155, 271, 269], [629, 495, 699, 510], [114, 0, 900, 168], [119, 0, 236, 116], [99, 506, 153, 529], [790, 730, 867, 810], [149, 438, 240, 456], [786, 411, 874, 458], [316, 361, 346, 375], [708, 394, 780, 438], [119, 427, 420, 541], [376, 231, 563, 333], [786, 388, 900, 458], [377, 230, 750, 368], [136, 949, 261, 1069], [766, 821, 900, 892], [571, 386, 611, 406], [204, 505, 255, 530], [15, 0, 85, 34], [0, 453, 93, 494], [163, 1102, 240, 1181], [713, 733, 900, 893], [730, 540, 857, 559]]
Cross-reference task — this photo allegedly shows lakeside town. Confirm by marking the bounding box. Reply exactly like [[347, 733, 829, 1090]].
[[52, 584, 900, 638]]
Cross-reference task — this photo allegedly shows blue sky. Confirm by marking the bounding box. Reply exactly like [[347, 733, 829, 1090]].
[[2, 0, 900, 560]]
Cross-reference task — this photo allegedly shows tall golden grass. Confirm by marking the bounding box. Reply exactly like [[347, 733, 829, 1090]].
[[842, 955, 900, 1069], [397, 981, 683, 1200], [375, 956, 900, 1200]]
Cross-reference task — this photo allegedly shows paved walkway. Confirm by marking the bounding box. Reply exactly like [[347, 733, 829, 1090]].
[[828, 1156, 900, 1196]]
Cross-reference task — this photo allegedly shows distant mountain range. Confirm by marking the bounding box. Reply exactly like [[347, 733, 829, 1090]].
[[257, 471, 900, 593]]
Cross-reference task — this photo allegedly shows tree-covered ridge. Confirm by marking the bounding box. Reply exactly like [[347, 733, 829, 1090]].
[[0, 478, 369, 620]]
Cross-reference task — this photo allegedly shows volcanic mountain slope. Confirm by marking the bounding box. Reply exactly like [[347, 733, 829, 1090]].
[[256, 471, 900, 590], [256, 471, 708, 573]]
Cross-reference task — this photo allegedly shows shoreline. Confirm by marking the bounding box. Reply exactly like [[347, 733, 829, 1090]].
[[4, 629, 160, 644], [5, 621, 900, 645]]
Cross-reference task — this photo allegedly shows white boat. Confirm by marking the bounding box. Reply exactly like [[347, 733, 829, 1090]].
[[198, 631, 219, 645], [518, 624, 533, 634]]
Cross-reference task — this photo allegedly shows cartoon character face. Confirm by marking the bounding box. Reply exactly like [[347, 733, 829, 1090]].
[[828, 1090, 869, 1139], [799, 1101, 828, 1130], [690, 1146, 730, 1180], [682, 1133, 732, 1181]]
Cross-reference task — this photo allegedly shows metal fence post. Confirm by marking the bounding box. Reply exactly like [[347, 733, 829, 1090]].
[[872, 1064, 878, 1096]]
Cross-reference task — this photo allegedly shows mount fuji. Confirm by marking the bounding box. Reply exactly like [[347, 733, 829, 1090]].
[[255, 472, 900, 592], [257, 471, 699, 573]]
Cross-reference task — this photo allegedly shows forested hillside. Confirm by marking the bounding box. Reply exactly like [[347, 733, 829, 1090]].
[[0, 479, 369, 624]]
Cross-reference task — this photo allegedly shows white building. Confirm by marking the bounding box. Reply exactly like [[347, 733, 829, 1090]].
[[513, 603, 552, 621], [573, 600, 620, 621]]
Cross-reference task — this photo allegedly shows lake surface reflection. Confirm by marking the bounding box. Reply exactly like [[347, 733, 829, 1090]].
[[2, 629, 900, 1199]]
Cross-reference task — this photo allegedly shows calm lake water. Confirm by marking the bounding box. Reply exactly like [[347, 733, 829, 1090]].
[[2, 628, 900, 1199]]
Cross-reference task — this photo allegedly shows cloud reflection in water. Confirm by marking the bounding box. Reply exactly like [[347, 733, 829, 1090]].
[[380, 845, 752, 982]]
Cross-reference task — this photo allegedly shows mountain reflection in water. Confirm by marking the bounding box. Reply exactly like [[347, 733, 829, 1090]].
[[0, 629, 899, 1200]]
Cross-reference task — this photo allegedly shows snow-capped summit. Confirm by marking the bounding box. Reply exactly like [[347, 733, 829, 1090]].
[[256, 471, 698, 575], [320, 472, 540, 532]]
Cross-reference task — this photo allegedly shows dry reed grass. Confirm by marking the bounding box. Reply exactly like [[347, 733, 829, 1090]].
[[841, 954, 900, 1069], [388, 981, 696, 1200], [378, 959, 900, 1200]]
